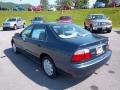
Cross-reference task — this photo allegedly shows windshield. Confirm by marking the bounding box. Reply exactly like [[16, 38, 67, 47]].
[[33, 17, 43, 21], [52, 24, 90, 39], [90, 15, 107, 20], [7, 18, 16, 21], [59, 16, 71, 20]]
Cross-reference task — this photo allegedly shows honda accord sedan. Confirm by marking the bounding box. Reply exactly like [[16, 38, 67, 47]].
[[11, 22, 112, 78]]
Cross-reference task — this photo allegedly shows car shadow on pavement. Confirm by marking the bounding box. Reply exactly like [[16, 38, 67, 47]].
[[115, 31, 120, 34], [4, 48, 92, 89]]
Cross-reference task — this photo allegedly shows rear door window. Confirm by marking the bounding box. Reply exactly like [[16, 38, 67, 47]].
[[31, 25, 46, 40]]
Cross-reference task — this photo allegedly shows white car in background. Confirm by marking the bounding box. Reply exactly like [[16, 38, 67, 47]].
[[2, 17, 25, 30], [48, 7, 57, 11]]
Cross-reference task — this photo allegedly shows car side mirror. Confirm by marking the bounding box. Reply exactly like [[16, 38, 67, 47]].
[[15, 33, 21, 37]]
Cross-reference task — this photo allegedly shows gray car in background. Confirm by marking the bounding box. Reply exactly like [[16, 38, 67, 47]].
[[84, 14, 112, 33], [2, 17, 25, 30]]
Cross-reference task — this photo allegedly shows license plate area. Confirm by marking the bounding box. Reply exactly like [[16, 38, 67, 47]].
[[96, 46, 104, 55]]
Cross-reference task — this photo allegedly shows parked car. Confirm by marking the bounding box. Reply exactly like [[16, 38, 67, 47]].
[[13, 5, 25, 11], [84, 14, 112, 33], [29, 6, 44, 11], [56, 16, 72, 23], [94, 2, 106, 8], [31, 17, 44, 24], [63, 6, 71, 10], [80, 4, 89, 9], [0, 5, 9, 11], [48, 7, 57, 11], [2, 17, 25, 30], [11, 22, 112, 78]]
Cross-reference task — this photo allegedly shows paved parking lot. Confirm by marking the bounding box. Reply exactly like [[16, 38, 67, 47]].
[[0, 28, 120, 90]]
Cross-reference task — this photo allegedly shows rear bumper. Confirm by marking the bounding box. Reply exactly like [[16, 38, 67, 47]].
[[63, 50, 112, 78]]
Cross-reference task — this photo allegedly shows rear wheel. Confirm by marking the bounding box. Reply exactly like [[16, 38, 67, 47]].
[[42, 56, 57, 78]]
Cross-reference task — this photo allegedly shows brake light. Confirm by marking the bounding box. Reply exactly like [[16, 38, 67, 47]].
[[71, 49, 91, 62]]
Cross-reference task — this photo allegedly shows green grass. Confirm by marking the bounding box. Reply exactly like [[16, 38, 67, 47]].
[[0, 7, 120, 28]]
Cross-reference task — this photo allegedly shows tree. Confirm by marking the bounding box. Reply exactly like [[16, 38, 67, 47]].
[[64, 0, 73, 6], [75, 0, 84, 8], [40, 0, 49, 8], [56, 0, 73, 6], [56, 0, 63, 6]]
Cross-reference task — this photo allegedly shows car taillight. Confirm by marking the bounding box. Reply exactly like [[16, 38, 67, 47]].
[[71, 49, 91, 62]]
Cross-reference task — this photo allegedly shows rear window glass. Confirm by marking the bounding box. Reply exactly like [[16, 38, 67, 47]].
[[33, 17, 43, 21], [51, 24, 90, 39], [7, 18, 16, 21], [59, 16, 71, 20]]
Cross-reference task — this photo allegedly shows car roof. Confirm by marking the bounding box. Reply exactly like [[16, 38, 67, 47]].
[[9, 17, 21, 19], [60, 16, 71, 17], [32, 22, 72, 26], [89, 14, 105, 16]]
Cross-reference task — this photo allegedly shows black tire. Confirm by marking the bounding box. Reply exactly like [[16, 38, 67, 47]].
[[84, 23, 88, 30], [84, 26, 88, 30], [42, 56, 57, 78], [107, 30, 111, 33], [89, 25, 93, 33], [23, 23, 25, 28], [3, 27, 6, 31]]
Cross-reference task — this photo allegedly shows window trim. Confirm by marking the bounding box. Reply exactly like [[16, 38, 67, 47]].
[[21, 25, 33, 38]]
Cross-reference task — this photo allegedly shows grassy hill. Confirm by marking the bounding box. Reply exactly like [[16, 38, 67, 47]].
[[0, 7, 120, 28], [0, 2, 31, 9]]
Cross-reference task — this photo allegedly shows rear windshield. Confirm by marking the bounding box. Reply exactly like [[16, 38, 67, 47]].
[[51, 24, 90, 39], [7, 18, 16, 21], [59, 16, 71, 20], [33, 17, 43, 21]]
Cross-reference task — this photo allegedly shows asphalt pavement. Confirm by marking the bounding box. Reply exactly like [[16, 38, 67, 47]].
[[0, 28, 120, 90]]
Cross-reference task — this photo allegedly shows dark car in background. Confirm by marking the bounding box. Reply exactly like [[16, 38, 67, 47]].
[[13, 5, 25, 11], [11, 22, 112, 78], [31, 17, 44, 24], [94, 2, 106, 8], [56, 16, 72, 23], [0, 5, 9, 11]]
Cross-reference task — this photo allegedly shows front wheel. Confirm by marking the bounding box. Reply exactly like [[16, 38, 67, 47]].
[[23, 23, 25, 28], [89, 25, 93, 33], [13, 25, 17, 30], [107, 30, 111, 33], [42, 56, 57, 78]]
